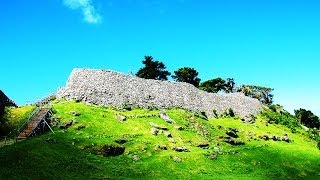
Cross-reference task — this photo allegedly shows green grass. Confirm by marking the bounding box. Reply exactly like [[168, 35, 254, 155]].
[[0, 101, 319, 179], [0, 105, 35, 137]]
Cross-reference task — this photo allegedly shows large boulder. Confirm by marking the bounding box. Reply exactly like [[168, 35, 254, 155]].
[[97, 145, 125, 157]]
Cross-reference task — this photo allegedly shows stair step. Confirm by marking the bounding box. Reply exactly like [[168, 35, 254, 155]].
[[17, 108, 52, 138]]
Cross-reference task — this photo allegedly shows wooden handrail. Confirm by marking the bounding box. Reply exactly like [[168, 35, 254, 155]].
[[16, 106, 41, 136]]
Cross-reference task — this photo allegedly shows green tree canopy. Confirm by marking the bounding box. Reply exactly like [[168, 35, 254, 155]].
[[136, 56, 171, 80], [172, 67, 201, 87], [294, 108, 320, 129], [224, 78, 236, 93], [238, 85, 274, 105], [198, 78, 226, 93]]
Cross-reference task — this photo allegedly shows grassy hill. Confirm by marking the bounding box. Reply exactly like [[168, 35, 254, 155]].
[[0, 101, 319, 179], [0, 105, 35, 137]]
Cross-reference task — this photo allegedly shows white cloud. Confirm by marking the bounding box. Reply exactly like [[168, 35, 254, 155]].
[[63, 0, 102, 24]]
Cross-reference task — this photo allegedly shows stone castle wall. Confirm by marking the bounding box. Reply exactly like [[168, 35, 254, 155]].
[[57, 68, 262, 117]]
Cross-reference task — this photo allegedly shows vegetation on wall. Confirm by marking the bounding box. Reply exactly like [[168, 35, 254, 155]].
[[198, 78, 226, 93], [237, 85, 274, 105], [172, 67, 201, 87], [135, 56, 274, 105], [136, 56, 171, 80]]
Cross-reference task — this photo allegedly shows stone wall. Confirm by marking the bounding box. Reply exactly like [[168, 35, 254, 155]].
[[57, 68, 262, 117]]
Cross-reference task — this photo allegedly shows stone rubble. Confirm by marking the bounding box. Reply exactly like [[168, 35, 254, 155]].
[[57, 68, 262, 118]]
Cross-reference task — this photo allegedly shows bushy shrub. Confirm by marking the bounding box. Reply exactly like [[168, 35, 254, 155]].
[[194, 111, 208, 120], [212, 108, 236, 119], [308, 128, 320, 141], [0, 108, 16, 137], [294, 108, 320, 129], [221, 108, 236, 118], [212, 109, 218, 118], [262, 105, 300, 132]]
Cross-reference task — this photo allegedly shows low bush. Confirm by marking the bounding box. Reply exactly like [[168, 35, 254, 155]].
[[261, 105, 301, 132]]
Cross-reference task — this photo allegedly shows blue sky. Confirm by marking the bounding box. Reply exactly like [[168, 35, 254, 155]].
[[0, 0, 319, 115]]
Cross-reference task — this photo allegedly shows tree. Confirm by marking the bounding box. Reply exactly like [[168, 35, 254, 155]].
[[172, 67, 201, 87], [198, 78, 226, 93], [224, 78, 236, 93], [136, 56, 171, 80], [238, 85, 274, 105], [294, 108, 320, 129]]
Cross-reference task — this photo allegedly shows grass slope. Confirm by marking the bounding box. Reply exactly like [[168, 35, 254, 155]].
[[0, 105, 35, 137], [0, 101, 319, 179]]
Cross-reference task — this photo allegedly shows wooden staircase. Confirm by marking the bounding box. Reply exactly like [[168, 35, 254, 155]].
[[18, 107, 53, 139]]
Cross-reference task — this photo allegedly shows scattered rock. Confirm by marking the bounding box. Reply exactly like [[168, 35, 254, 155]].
[[247, 132, 256, 139], [197, 142, 209, 148], [69, 111, 81, 116], [59, 120, 74, 129], [248, 132, 255, 136], [208, 154, 217, 160], [148, 122, 168, 130], [149, 122, 160, 129], [175, 126, 184, 130], [50, 117, 60, 126], [116, 115, 126, 122], [172, 156, 182, 162], [151, 128, 159, 136], [229, 128, 239, 133], [159, 111, 176, 124], [76, 125, 86, 130], [214, 147, 223, 155], [160, 126, 168, 130], [97, 145, 125, 157], [164, 131, 172, 138], [169, 138, 176, 143], [262, 134, 269, 141], [226, 130, 238, 138], [115, 139, 127, 144], [282, 134, 290, 143], [190, 121, 211, 137], [241, 115, 255, 123], [174, 146, 190, 152], [217, 125, 224, 130], [155, 144, 168, 150], [259, 134, 291, 143], [225, 128, 239, 138], [224, 137, 245, 145], [271, 135, 280, 141], [132, 155, 141, 161]]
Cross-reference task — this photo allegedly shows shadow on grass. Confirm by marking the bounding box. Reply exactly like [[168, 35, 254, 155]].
[[0, 136, 319, 179]]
